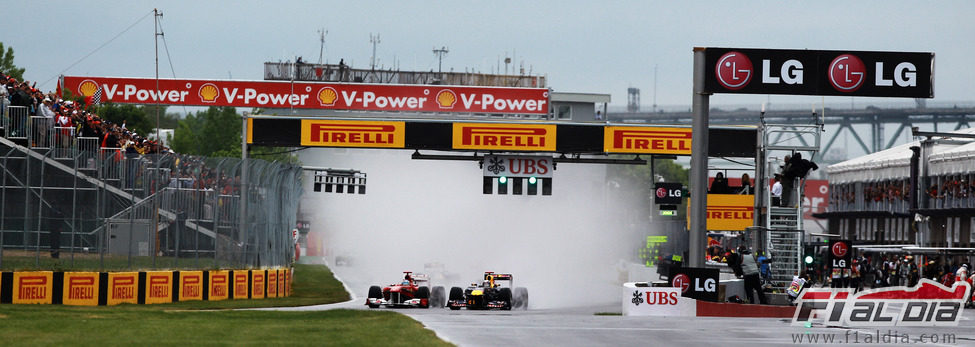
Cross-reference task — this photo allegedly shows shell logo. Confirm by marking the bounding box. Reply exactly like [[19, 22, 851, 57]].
[[78, 80, 100, 97], [317, 87, 338, 106], [436, 89, 457, 109], [199, 83, 219, 103]]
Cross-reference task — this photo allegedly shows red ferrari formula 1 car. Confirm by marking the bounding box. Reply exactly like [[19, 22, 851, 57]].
[[366, 272, 445, 308]]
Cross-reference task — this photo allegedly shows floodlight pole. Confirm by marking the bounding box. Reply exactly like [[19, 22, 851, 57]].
[[689, 47, 710, 268], [154, 9, 163, 143], [240, 112, 249, 267]]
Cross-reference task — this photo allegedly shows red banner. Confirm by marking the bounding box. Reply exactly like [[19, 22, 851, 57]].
[[802, 179, 828, 219], [61, 76, 550, 114]]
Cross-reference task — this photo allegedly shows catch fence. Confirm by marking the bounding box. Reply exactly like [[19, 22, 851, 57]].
[[0, 106, 302, 270]]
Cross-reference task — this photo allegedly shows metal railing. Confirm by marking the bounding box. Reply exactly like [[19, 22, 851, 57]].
[[264, 61, 547, 88], [0, 130, 302, 271], [4, 106, 29, 140]]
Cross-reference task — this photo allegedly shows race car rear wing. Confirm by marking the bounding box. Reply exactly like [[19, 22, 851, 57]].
[[483, 272, 513, 287], [412, 273, 430, 285]]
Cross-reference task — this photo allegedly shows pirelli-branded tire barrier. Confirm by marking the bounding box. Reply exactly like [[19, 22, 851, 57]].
[[0, 268, 292, 305]]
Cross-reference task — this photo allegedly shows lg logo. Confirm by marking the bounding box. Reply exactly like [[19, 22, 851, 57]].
[[715, 52, 753, 90], [829, 53, 917, 92], [832, 241, 848, 258], [828, 54, 866, 92], [671, 273, 691, 293]]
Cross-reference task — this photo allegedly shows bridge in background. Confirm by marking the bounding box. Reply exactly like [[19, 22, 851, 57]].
[[610, 106, 975, 165]]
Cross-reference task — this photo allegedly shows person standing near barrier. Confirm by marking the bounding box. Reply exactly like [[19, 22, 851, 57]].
[[37, 97, 55, 147], [779, 156, 793, 206], [50, 225, 61, 259], [739, 246, 768, 304], [738, 173, 753, 194], [0, 77, 8, 115], [771, 173, 783, 206]]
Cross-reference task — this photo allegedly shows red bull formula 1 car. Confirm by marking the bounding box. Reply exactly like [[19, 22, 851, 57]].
[[366, 272, 445, 308], [447, 272, 528, 310]]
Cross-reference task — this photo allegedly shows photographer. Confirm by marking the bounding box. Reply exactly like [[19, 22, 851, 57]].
[[781, 153, 818, 207]]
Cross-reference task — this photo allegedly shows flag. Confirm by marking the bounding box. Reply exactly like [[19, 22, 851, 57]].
[[56, 80, 62, 98], [92, 86, 103, 104]]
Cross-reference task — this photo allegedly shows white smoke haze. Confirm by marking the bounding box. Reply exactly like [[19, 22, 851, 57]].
[[299, 148, 650, 309]]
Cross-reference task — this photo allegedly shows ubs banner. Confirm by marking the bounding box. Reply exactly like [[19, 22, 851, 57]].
[[622, 284, 696, 317], [703, 48, 933, 98]]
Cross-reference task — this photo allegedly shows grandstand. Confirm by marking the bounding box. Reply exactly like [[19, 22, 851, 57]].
[[0, 73, 301, 270], [821, 127, 975, 254]]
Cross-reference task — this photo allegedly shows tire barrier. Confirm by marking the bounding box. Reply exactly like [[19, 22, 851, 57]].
[[0, 268, 292, 305]]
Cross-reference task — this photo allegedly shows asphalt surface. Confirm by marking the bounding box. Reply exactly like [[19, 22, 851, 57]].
[[272, 263, 975, 346]]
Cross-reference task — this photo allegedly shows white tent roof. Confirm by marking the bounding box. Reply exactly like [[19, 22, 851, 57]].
[[929, 140, 975, 176], [827, 128, 975, 184]]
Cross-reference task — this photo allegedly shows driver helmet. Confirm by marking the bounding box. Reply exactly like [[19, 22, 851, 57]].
[[401, 280, 410, 285], [482, 280, 491, 287]]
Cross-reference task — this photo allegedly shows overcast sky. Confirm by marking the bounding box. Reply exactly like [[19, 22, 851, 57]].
[[4, 1, 973, 111]]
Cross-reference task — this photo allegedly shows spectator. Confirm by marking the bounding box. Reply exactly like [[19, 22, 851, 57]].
[[771, 173, 783, 206], [50, 225, 61, 259], [738, 173, 753, 194], [37, 97, 55, 146], [710, 172, 730, 194]]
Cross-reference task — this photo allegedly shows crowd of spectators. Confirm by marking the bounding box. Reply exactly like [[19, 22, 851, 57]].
[[3, 71, 243, 196], [2, 72, 169, 155], [862, 180, 908, 202], [928, 177, 974, 200]]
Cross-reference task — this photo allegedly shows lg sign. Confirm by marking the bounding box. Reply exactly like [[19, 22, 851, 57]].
[[654, 183, 683, 205], [703, 48, 933, 98], [829, 239, 852, 270]]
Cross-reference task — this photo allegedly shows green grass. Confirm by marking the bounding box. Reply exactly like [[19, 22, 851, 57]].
[[0, 264, 451, 346], [0, 307, 449, 346]]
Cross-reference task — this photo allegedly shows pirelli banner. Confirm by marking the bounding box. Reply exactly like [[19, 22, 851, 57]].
[[687, 194, 756, 231], [0, 269, 291, 306], [249, 118, 755, 158]]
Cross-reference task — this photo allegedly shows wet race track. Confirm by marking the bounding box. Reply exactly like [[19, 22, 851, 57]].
[[264, 264, 975, 347]]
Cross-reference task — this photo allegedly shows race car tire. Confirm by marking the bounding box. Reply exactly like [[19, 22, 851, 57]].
[[418, 286, 431, 308], [449, 286, 463, 301], [499, 288, 512, 310], [513, 287, 528, 310], [367, 285, 382, 308], [448, 286, 463, 310], [431, 286, 446, 308]]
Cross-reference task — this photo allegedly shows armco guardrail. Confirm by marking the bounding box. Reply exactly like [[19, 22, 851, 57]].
[[0, 268, 291, 305]]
